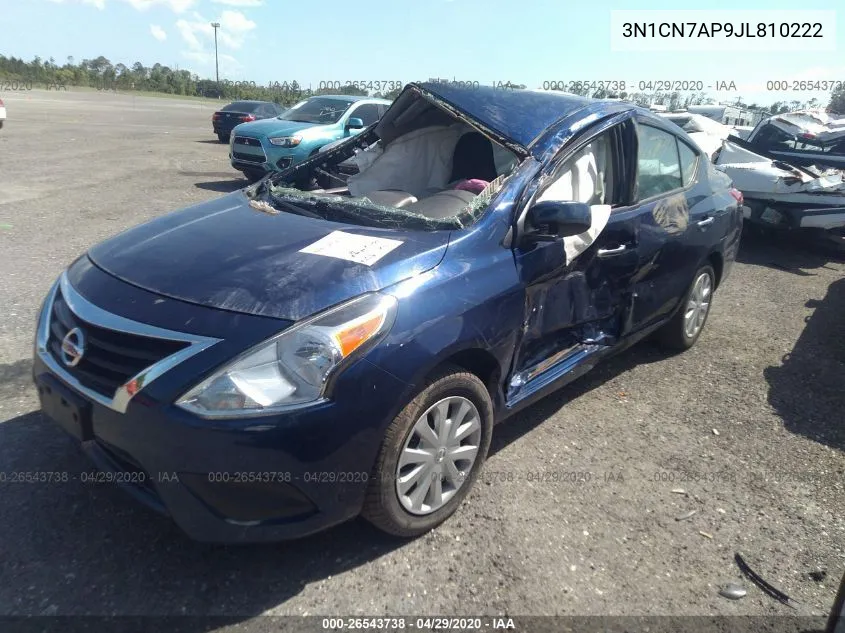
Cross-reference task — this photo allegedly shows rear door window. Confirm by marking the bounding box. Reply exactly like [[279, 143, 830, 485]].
[[636, 125, 682, 200], [678, 141, 699, 187]]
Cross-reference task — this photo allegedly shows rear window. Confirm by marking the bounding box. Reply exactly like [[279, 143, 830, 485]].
[[222, 101, 262, 112]]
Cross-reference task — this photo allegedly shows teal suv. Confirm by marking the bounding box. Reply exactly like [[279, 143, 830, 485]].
[[229, 95, 391, 181]]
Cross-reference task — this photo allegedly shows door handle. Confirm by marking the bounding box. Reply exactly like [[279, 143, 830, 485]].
[[597, 245, 627, 257], [697, 217, 715, 227]]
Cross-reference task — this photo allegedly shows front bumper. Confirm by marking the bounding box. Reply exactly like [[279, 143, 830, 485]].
[[33, 263, 408, 543], [230, 135, 314, 174]]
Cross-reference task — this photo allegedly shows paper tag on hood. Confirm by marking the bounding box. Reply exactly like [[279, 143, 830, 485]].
[[299, 231, 404, 266]]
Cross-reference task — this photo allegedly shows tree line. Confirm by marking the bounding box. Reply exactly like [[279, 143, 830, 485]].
[[0, 54, 402, 103], [1, 54, 844, 115]]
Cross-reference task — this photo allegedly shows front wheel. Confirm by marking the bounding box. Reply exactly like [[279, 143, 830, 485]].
[[242, 169, 265, 183], [362, 365, 493, 537], [656, 264, 715, 351]]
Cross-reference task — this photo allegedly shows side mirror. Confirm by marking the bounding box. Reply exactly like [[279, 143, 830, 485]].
[[346, 117, 365, 130], [525, 200, 592, 241]]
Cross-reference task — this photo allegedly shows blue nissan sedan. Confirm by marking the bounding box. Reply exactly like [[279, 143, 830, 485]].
[[34, 82, 743, 543]]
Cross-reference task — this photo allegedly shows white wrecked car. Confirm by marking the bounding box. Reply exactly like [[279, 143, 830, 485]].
[[743, 110, 845, 170], [660, 112, 732, 158], [730, 125, 754, 140], [713, 137, 845, 250]]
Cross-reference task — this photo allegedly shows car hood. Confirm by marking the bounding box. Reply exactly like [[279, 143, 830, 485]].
[[234, 118, 327, 138], [87, 191, 451, 321]]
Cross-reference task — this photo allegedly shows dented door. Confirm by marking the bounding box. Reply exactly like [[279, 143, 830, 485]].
[[507, 122, 641, 402], [511, 208, 640, 381]]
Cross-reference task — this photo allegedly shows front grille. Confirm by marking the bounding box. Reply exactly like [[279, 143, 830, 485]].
[[234, 136, 262, 147], [232, 151, 265, 164], [47, 288, 190, 398]]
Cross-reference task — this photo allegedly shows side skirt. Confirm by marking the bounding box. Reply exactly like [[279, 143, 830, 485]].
[[498, 316, 672, 421], [505, 343, 608, 411]]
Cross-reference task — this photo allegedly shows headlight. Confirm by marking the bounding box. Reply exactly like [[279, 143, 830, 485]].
[[268, 135, 302, 147], [175, 293, 397, 418]]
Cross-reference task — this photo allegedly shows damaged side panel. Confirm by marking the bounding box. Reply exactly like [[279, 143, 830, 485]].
[[507, 250, 635, 408], [507, 205, 646, 408], [506, 118, 641, 408]]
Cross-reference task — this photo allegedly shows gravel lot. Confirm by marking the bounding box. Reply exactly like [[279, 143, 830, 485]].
[[0, 90, 843, 627]]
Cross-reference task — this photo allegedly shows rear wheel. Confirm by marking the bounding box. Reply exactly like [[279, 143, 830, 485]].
[[217, 132, 229, 143], [656, 264, 715, 351], [362, 365, 493, 537]]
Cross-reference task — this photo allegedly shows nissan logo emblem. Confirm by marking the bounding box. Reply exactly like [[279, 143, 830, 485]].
[[60, 327, 86, 367]]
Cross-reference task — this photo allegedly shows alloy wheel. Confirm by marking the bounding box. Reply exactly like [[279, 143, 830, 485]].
[[684, 272, 712, 339]]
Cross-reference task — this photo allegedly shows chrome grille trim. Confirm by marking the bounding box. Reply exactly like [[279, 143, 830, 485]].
[[233, 136, 262, 147], [36, 272, 221, 413]]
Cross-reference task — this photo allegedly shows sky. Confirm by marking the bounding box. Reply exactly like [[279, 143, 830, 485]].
[[1, 0, 843, 107]]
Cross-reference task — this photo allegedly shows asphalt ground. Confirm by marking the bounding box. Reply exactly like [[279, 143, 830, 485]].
[[0, 89, 843, 628]]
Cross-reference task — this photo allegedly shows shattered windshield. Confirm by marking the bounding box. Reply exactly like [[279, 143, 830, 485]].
[[249, 175, 510, 232], [263, 185, 459, 230], [256, 99, 522, 232], [278, 98, 356, 124]]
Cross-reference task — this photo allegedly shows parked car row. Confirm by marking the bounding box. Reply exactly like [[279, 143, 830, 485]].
[[36, 82, 743, 542], [211, 100, 284, 143], [212, 95, 392, 182]]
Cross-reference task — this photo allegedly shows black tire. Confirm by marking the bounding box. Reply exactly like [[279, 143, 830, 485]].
[[362, 364, 493, 537], [217, 132, 229, 143], [656, 264, 716, 351], [0, 120, 4, 129], [242, 169, 264, 183]]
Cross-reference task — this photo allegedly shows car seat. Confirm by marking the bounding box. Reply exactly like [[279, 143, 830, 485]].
[[450, 132, 498, 183]]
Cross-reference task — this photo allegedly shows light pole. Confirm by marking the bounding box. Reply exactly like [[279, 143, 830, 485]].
[[210, 22, 220, 89]]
